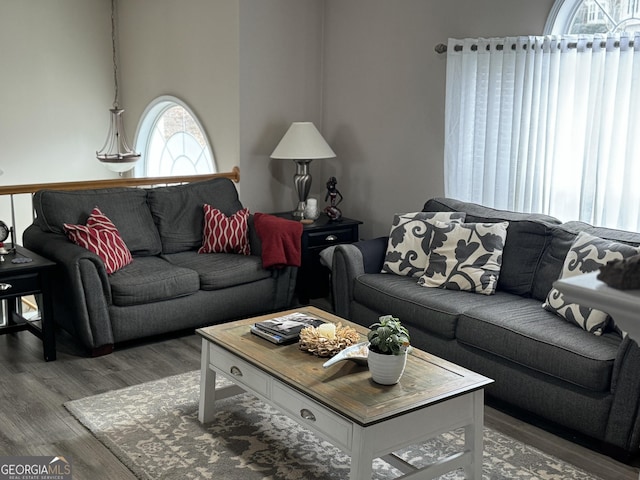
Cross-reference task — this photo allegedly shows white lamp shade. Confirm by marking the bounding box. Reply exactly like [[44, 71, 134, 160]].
[[270, 122, 336, 160]]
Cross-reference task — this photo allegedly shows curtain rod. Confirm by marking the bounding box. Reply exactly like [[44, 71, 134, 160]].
[[434, 40, 635, 54]]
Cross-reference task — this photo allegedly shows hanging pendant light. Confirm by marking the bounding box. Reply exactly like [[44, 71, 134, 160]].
[[96, 0, 140, 173]]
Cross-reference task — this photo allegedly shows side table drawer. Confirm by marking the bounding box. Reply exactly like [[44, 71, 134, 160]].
[[307, 227, 356, 248], [0, 273, 40, 299], [272, 380, 352, 451], [209, 344, 270, 398]]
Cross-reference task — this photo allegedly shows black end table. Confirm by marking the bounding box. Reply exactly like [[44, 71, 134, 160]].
[[0, 245, 56, 361], [273, 212, 362, 303]]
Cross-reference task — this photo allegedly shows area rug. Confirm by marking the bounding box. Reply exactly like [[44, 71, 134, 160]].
[[65, 371, 602, 480]]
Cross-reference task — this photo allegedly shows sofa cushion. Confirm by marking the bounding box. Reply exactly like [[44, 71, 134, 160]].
[[567, 220, 640, 246], [163, 251, 271, 290], [544, 231, 640, 335], [381, 211, 466, 277], [456, 297, 620, 392], [33, 188, 161, 256], [352, 273, 517, 339], [63, 207, 133, 274], [532, 221, 640, 302], [423, 198, 558, 297], [198, 205, 250, 255], [418, 221, 508, 295], [531, 226, 577, 302], [147, 177, 244, 254], [108, 256, 200, 306], [423, 197, 561, 226]]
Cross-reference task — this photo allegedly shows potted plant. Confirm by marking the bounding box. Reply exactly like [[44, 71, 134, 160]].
[[367, 315, 411, 385]]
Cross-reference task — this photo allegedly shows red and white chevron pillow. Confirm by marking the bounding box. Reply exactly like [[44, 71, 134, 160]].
[[198, 205, 250, 255], [64, 207, 133, 274]]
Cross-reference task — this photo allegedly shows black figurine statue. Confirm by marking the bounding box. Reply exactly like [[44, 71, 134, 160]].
[[324, 176, 343, 221]]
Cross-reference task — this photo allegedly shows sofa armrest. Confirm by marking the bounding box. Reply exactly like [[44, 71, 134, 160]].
[[605, 336, 640, 454], [23, 225, 114, 352], [355, 236, 389, 274], [332, 236, 388, 318]]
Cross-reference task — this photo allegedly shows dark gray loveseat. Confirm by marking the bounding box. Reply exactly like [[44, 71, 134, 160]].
[[332, 197, 640, 459], [23, 178, 297, 356]]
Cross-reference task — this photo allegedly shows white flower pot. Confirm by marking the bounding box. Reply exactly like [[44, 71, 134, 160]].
[[367, 348, 408, 385]]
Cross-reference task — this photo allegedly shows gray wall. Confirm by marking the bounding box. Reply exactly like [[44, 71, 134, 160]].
[[118, 0, 556, 235], [321, 0, 555, 238], [118, 0, 240, 179], [1, 0, 556, 240], [238, 0, 325, 213], [118, 0, 325, 214]]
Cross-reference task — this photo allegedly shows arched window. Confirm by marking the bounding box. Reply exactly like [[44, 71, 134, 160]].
[[546, 0, 640, 34], [134, 96, 216, 177]]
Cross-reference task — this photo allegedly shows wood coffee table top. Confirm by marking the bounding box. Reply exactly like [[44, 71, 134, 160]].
[[197, 306, 492, 427]]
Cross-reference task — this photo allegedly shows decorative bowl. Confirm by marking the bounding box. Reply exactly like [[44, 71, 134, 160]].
[[322, 342, 369, 368], [298, 322, 360, 357]]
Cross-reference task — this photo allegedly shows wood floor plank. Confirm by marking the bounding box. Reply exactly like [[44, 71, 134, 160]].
[[0, 328, 637, 479], [484, 404, 638, 479]]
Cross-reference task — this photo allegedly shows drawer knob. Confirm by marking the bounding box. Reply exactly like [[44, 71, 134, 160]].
[[0, 283, 12, 291], [300, 408, 316, 422], [325, 235, 338, 242], [230, 366, 243, 377]]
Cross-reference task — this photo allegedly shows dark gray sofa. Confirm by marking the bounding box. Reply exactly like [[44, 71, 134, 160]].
[[332, 197, 640, 459], [23, 177, 297, 356]]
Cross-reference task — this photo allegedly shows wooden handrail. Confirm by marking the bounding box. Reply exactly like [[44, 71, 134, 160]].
[[0, 166, 240, 196]]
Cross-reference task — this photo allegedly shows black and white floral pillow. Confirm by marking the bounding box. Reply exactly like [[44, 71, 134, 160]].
[[417, 221, 508, 295], [381, 211, 466, 277], [543, 231, 640, 335]]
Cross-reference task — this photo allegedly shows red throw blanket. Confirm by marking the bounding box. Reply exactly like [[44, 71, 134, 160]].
[[254, 213, 303, 268]]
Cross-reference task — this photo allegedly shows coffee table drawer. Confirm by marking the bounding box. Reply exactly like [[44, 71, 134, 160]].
[[272, 380, 352, 451], [209, 344, 270, 398]]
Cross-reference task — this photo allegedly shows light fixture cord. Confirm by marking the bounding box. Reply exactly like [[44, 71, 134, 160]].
[[110, 0, 119, 109]]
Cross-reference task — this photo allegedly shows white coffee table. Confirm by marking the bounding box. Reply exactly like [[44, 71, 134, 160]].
[[197, 307, 493, 479]]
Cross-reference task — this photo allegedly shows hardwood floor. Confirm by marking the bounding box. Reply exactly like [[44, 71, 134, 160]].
[[0, 327, 637, 480]]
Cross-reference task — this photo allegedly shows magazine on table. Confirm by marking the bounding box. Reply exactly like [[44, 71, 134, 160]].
[[252, 311, 326, 344]]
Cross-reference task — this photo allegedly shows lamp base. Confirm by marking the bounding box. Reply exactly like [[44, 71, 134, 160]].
[[293, 159, 312, 219], [292, 202, 306, 218]]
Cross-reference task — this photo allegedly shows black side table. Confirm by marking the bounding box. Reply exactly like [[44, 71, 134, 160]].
[[273, 212, 362, 303], [0, 245, 56, 361]]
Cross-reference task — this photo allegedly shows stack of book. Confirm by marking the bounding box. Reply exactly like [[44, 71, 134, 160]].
[[251, 311, 325, 344]]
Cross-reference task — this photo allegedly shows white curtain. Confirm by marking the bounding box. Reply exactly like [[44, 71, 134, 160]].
[[444, 33, 640, 231]]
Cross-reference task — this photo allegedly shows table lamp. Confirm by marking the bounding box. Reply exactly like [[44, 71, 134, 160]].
[[270, 122, 336, 218]]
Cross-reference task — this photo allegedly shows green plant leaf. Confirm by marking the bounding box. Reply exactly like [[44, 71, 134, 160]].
[[367, 315, 410, 355]]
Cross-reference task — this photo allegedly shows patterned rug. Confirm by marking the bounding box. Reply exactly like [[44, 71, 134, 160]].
[[65, 371, 602, 480]]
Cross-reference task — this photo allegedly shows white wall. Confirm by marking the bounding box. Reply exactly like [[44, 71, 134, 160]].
[[322, 0, 556, 238], [0, 0, 114, 184], [0, 0, 114, 239]]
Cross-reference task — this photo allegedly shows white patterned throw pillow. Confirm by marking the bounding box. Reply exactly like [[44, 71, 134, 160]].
[[381, 212, 466, 277], [543, 231, 640, 335], [418, 221, 508, 295]]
